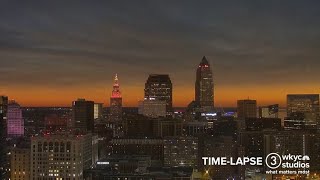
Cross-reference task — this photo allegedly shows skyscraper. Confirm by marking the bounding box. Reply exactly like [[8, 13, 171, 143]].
[[144, 74, 172, 114], [0, 96, 8, 180], [109, 74, 122, 122], [237, 99, 257, 120], [72, 98, 94, 132], [195, 56, 214, 112], [286, 94, 319, 129], [7, 100, 24, 137]]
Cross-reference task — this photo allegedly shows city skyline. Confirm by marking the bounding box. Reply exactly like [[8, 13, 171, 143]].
[[1, 0, 320, 107]]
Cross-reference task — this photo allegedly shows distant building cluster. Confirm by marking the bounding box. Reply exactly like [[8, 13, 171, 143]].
[[1, 56, 320, 180]]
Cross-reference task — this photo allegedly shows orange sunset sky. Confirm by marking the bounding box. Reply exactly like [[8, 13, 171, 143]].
[[1, 1, 320, 107]]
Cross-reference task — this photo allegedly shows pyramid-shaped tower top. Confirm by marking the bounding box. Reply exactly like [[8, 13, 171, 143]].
[[199, 56, 210, 67]]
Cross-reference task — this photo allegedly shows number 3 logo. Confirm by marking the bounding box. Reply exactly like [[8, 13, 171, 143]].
[[266, 153, 282, 169]]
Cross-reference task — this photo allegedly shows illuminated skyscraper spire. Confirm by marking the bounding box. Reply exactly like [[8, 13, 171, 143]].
[[110, 74, 122, 122], [111, 74, 121, 98], [195, 56, 214, 111]]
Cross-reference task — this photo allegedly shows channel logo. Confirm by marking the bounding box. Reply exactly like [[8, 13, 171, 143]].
[[265, 153, 310, 175]]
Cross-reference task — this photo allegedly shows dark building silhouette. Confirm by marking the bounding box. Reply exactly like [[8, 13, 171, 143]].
[[124, 115, 183, 138], [110, 138, 164, 163], [237, 99, 257, 120], [72, 98, 94, 132], [245, 117, 282, 131], [0, 96, 8, 179], [124, 115, 154, 137], [195, 56, 214, 112], [110, 74, 122, 122], [144, 74, 172, 114]]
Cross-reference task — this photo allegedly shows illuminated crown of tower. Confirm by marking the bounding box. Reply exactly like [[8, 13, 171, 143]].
[[111, 74, 121, 98]]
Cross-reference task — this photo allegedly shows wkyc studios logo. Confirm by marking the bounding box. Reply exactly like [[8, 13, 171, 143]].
[[202, 153, 310, 175]]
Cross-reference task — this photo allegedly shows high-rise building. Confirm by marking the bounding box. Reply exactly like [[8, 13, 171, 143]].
[[94, 103, 103, 120], [30, 133, 93, 180], [144, 74, 172, 114], [138, 99, 166, 118], [0, 96, 8, 180], [7, 100, 24, 137], [0, 96, 8, 116], [286, 94, 319, 129], [195, 56, 214, 112], [259, 104, 279, 118], [72, 99, 94, 132], [237, 99, 257, 120], [109, 74, 122, 122]]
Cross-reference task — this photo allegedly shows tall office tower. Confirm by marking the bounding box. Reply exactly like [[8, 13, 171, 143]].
[[72, 98, 94, 132], [138, 99, 166, 118], [195, 56, 214, 112], [0, 96, 8, 180], [237, 99, 257, 120], [109, 74, 122, 122], [30, 133, 93, 180], [94, 103, 103, 120], [286, 94, 319, 129], [0, 96, 8, 117], [259, 104, 279, 118], [7, 100, 24, 137], [144, 74, 172, 114], [0, 96, 8, 135]]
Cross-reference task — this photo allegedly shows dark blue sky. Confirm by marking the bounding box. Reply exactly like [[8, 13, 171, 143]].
[[1, 0, 320, 106]]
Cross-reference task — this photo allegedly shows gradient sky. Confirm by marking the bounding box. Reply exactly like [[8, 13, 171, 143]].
[[1, 0, 320, 107]]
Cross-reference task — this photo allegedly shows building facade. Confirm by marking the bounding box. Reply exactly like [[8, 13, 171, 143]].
[[259, 104, 279, 118], [163, 136, 198, 167], [7, 100, 24, 137], [144, 74, 172, 114], [30, 133, 93, 180], [0, 96, 8, 180], [72, 99, 94, 132], [237, 99, 257, 120], [286, 94, 319, 129], [94, 103, 103, 120], [138, 99, 166, 118], [10, 147, 30, 180]]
